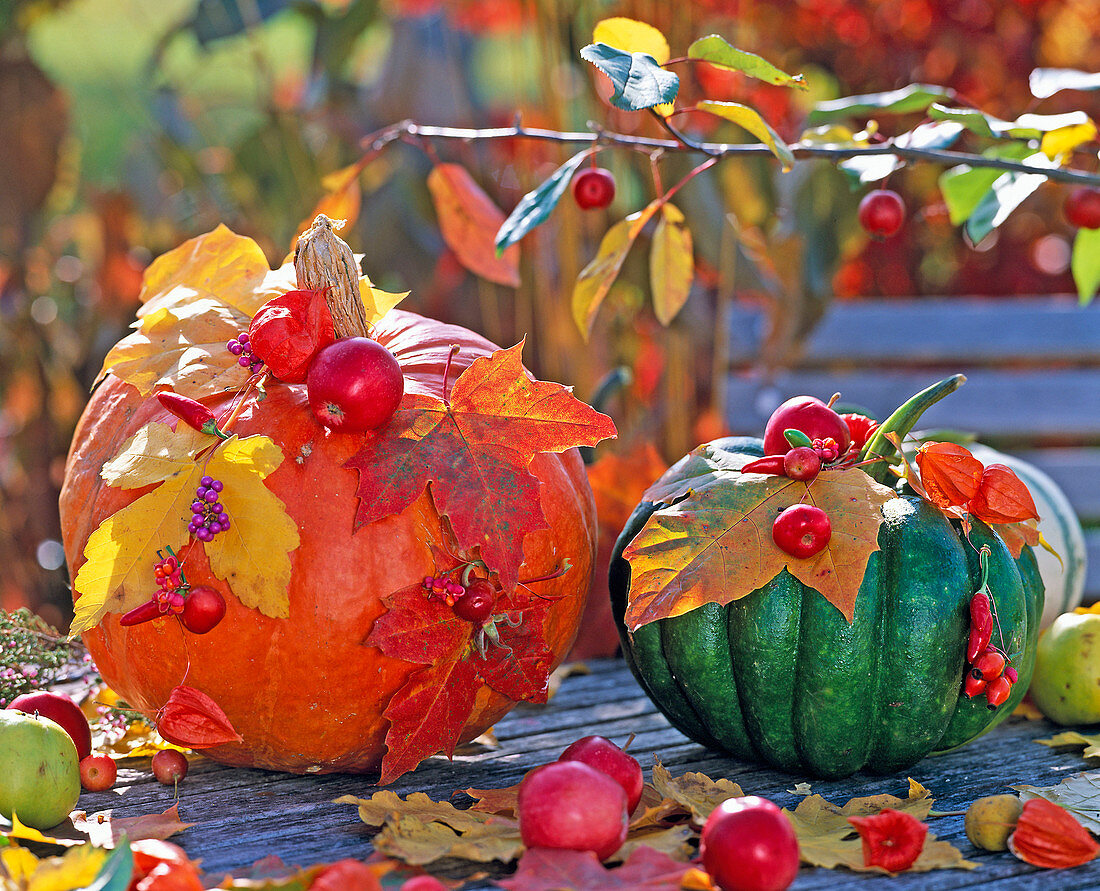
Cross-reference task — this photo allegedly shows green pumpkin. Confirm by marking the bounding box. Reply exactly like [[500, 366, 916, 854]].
[[610, 436, 1044, 779]]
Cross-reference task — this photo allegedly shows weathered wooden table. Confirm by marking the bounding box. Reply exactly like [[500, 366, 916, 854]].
[[75, 657, 1100, 889]]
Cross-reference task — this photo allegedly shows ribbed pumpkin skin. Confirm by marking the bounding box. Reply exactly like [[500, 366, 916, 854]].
[[610, 437, 1044, 779], [60, 310, 597, 774]]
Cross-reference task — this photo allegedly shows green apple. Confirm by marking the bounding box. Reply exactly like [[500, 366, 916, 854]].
[[0, 709, 80, 829], [1030, 612, 1100, 725]]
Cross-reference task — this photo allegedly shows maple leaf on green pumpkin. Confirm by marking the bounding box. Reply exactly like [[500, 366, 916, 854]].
[[346, 340, 616, 593], [367, 576, 555, 785], [622, 447, 895, 630]]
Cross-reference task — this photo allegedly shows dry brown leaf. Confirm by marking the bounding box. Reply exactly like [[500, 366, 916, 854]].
[[372, 814, 523, 866], [650, 758, 744, 824], [1036, 730, 1100, 759]]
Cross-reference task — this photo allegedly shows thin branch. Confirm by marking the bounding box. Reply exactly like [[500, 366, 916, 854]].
[[361, 120, 1100, 186]]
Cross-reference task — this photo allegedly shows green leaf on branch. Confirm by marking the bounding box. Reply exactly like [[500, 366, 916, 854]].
[[964, 152, 1058, 245], [1030, 68, 1100, 99], [839, 121, 962, 184], [688, 34, 806, 90], [938, 143, 1034, 225], [808, 83, 955, 124], [1072, 227, 1100, 305], [929, 104, 1094, 141], [696, 101, 795, 170], [495, 150, 589, 254], [580, 43, 679, 112]]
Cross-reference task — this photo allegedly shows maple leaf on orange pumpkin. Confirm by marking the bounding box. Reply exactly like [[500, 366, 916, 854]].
[[367, 577, 555, 784], [622, 456, 895, 629], [347, 341, 615, 592]]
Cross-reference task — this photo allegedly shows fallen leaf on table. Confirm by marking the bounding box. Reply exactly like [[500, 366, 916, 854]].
[[783, 783, 976, 874], [496, 845, 699, 891], [72, 804, 195, 847], [650, 757, 744, 824], [614, 824, 696, 863], [1015, 771, 1100, 833], [1036, 731, 1100, 760], [466, 782, 522, 817]]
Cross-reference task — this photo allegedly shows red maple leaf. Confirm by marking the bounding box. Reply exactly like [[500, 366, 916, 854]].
[[368, 576, 555, 784], [347, 341, 615, 591], [497, 846, 697, 891]]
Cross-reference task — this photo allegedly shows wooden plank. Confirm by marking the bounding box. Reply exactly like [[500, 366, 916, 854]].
[[1013, 448, 1100, 521], [70, 658, 1100, 889], [1087, 529, 1100, 605], [724, 369, 1100, 442], [726, 297, 1100, 368]]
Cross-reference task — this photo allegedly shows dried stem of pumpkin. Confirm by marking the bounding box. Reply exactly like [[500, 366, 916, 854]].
[[293, 214, 371, 339]]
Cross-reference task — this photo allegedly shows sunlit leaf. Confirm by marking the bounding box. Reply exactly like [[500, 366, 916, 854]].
[[929, 105, 1093, 141], [572, 201, 662, 338], [495, 150, 590, 253], [688, 34, 805, 89], [580, 43, 679, 112], [964, 152, 1058, 244], [1072, 226, 1100, 305], [1030, 68, 1100, 99], [100, 422, 209, 490], [1041, 120, 1098, 158], [593, 17, 669, 63], [840, 122, 962, 184], [808, 83, 954, 124], [295, 160, 365, 249], [796, 123, 871, 147], [696, 101, 795, 170], [938, 143, 1034, 225], [650, 204, 694, 326]]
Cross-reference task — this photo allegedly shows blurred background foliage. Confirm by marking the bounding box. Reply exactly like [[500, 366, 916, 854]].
[[1, 0, 1097, 624]]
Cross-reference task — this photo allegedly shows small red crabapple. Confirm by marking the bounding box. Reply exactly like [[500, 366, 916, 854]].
[[572, 168, 616, 210], [858, 189, 906, 238]]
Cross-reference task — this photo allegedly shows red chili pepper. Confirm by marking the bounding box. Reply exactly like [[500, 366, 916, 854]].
[[966, 548, 995, 662], [972, 648, 1007, 681], [120, 598, 164, 627], [985, 675, 1013, 708], [741, 455, 787, 476], [156, 392, 228, 439]]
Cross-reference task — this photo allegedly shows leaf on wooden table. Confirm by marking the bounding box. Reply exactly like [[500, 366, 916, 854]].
[[69, 804, 195, 848], [623, 463, 894, 630], [650, 758, 744, 824], [615, 825, 696, 863], [1015, 771, 1100, 834], [428, 163, 520, 287], [465, 782, 522, 817], [1036, 731, 1100, 760], [348, 341, 615, 592], [498, 846, 696, 891], [649, 204, 694, 326], [784, 785, 976, 874]]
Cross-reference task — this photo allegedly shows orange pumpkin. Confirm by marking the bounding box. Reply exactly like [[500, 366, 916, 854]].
[[59, 224, 602, 775]]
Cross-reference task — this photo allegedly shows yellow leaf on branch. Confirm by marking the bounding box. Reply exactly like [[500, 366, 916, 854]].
[[697, 100, 796, 170], [650, 203, 694, 326]]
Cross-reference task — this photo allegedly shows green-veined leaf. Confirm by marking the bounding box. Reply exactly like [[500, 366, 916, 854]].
[[808, 83, 955, 125], [1072, 227, 1100, 305], [696, 100, 795, 170], [580, 43, 679, 112], [495, 150, 590, 253], [688, 34, 806, 89]]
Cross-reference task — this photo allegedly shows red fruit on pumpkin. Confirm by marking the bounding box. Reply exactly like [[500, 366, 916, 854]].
[[858, 189, 906, 238], [572, 168, 616, 210], [700, 796, 800, 891], [518, 761, 629, 861], [762, 397, 851, 457], [783, 447, 821, 482], [9, 691, 92, 761], [453, 579, 495, 625], [79, 753, 117, 792], [180, 586, 226, 635], [151, 749, 189, 785], [558, 735, 644, 814], [307, 337, 404, 432], [1064, 187, 1100, 229], [772, 504, 832, 559]]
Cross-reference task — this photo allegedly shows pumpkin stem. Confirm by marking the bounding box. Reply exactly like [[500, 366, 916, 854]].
[[293, 215, 371, 339]]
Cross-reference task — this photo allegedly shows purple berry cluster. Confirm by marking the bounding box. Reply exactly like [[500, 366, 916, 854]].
[[189, 475, 230, 542], [227, 333, 263, 374]]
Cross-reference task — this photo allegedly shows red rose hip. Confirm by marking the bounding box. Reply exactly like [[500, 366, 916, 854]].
[[701, 796, 800, 891], [518, 760, 629, 860]]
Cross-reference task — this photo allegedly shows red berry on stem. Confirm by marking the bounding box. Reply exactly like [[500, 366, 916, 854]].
[[558, 735, 644, 814], [1065, 187, 1100, 229], [985, 674, 1013, 708], [151, 749, 189, 785], [79, 753, 117, 792], [772, 504, 832, 559], [518, 761, 629, 861], [858, 189, 906, 238], [453, 579, 495, 624], [783, 447, 822, 482], [701, 796, 800, 891], [8, 691, 93, 760], [307, 337, 404, 432], [762, 396, 851, 457], [572, 168, 616, 210], [180, 586, 226, 634]]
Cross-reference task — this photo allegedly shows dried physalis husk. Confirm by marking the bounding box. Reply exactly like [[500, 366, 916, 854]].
[[293, 214, 370, 339], [156, 684, 243, 749], [1008, 798, 1100, 869]]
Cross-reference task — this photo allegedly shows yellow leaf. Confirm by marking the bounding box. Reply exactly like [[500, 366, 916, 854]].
[[4, 813, 82, 847], [593, 17, 670, 64], [1036, 730, 1100, 760], [697, 100, 795, 170], [203, 435, 299, 617], [650, 203, 694, 326], [71, 433, 297, 634], [1, 846, 39, 881], [362, 278, 408, 326], [100, 421, 209, 489], [295, 161, 365, 247], [1042, 120, 1098, 158], [17, 845, 111, 891], [573, 201, 662, 338], [650, 757, 744, 824]]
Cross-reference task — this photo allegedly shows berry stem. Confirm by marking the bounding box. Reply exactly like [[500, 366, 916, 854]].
[[442, 344, 460, 410]]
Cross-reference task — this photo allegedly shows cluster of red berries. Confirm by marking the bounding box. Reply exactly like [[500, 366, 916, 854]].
[[226, 333, 264, 374], [423, 574, 465, 606], [152, 552, 187, 615], [963, 549, 1016, 708], [189, 475, 230, 542]]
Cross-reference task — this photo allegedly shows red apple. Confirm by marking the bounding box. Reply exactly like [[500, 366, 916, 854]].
[[558, 735, 644, 814], [782, 447, 821, 481], [518, 761, 629, 860], [151, 749, 189, 785], [79, 753, 117, 792], [572, 168, 616, 210], [762, 396, 851, 457], [772, 505, 832, 559], [9, 691, 92, 760], [857, 189, 906, 238], [701, 796, 800, 891], [180, 585, 226, 634], [306, 337, 404, 432]]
